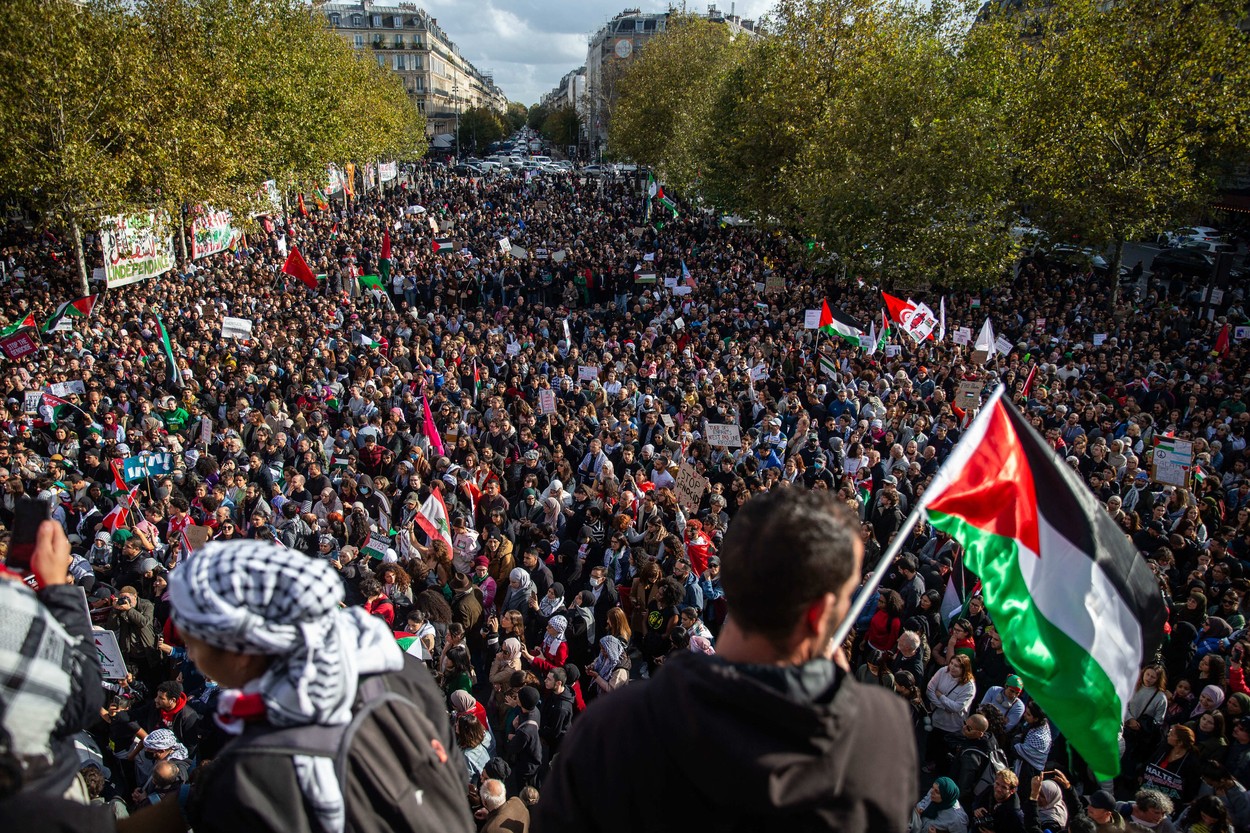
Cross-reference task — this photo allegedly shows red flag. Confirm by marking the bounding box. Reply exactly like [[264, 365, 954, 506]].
[[1021, 364, 1038, 397], [818, 300, 833, 331], [382, 228, 392, 261], [297, 194, 309, 217], [1214, 323, 1230, 358], [110, 459, 128, 494], [881, 291, 915, 325], [282, 246, 319, 291], [100, 487, 138, 531]]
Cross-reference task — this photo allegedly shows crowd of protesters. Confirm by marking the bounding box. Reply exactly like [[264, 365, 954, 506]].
[[1, 159, 1249, 832]]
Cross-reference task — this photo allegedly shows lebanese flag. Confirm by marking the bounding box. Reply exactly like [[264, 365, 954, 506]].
[[923, 389, 1166, 780], [415, 486, 453, 550], [881, 291, 915, 325], [282, 246, 319, 291]]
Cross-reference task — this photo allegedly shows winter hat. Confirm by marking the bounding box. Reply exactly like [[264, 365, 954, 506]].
[[518, 685, 540, 711], [1088, 791, 1116, 811]]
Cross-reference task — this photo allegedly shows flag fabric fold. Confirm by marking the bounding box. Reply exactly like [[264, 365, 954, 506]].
[[974, 317, 997, 356], [415, 486, 453, 550], [380, 229, 393, 284], [155, 315, 184, 389], [422, 395, 445, 457], [922, 389, 1166, 780], [282, 246, 319, 291], [818, 300, 865, 346], [42, 294, 99, 334]]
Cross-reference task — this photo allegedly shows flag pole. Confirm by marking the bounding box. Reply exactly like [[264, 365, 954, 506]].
[[830, 384, 1007, 648]]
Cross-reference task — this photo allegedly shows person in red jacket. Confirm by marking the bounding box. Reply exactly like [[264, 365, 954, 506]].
[[685, 519, 712, 575], [866, 588, 905, 654], [523, 614, 569, 676]]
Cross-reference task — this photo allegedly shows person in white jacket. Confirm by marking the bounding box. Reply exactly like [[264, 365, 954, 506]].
[[927, 654, 977, 771]]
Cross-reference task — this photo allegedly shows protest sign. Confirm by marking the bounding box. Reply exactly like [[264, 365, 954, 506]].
[[577, 365, 599, 381], [100, 212, 175, 289], [1093, 333, 1107, 347], [804, 310, 821, 329], [506, 341, 521, 357], [664, 276, 678, 289], [23, 391, 41, 414], [704, 423, 742, 447], [994, 336, 1014, 356], [378, 162, 397, 182], [49, 380, 85, 397], [765, 274, 785, 294], [674, 463, 709, 515], [538, 388, 557, 415], [953, 327, 972, 346], [1152, 437, 1193, 488], [93, 629, 128, 680], [0, 329, 38, 360], [122, 452, 173, 482], [361, 535, 391, 560], [220, 317, 253, 340], [955, 380, 982, 409], [191, 208, 241, 259], [750, 364, 768, 381]]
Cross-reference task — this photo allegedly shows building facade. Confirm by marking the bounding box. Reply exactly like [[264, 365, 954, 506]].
[[583, 6, 761, 155], [320, 1, 507, 137]]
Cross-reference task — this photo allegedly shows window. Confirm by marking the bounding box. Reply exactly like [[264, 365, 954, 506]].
[[392, 15, 403, 28], [393, 54, 405, 71], [376, 54, 385, 67], [417, 101, 425, 114], [329, 13, 340, 26], [393, 35, 403, 47], [412, 55, 422, 69], [644, 19, 656, 31], [371, 15, 381, 27], [351, 14, 362, 26], [354, 34, 364, 48], [413, 77, 424, 91]]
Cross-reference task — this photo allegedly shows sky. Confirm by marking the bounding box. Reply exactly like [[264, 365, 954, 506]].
[[417, 0, 777, 106]]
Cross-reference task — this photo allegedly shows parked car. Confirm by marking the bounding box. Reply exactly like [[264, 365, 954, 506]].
[[1150, 247, 1220, 280], [1042, 244, 1127, 278], [582, 164, 612, 177], [1157, 226, 1222, 248], [1178, 239, 1237, 255]]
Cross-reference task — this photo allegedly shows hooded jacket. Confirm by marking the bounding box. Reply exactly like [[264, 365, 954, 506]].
[[536, 649, 916, 832]]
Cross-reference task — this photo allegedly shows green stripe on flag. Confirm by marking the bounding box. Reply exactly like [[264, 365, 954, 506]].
[[928, 509, 1124, 780], [359, 273, 385, 290]]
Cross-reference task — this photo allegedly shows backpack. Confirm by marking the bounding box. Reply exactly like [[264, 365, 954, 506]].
[[220, 664, 474, 833], [972, 736, 1009, 798]]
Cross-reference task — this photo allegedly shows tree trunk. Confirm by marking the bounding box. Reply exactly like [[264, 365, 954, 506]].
[[69, 213, 89, 296], [1108, 236, 1125, 309], [175, 205, 188, 265]]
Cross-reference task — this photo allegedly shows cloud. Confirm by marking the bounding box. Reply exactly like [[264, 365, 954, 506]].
[[418, 0, 777, 105]]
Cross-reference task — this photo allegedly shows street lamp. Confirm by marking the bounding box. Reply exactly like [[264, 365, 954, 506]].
[[452, 83, 460, 162]]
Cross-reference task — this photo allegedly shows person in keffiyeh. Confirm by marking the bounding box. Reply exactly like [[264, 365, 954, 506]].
[[168, 538, 405, 833]]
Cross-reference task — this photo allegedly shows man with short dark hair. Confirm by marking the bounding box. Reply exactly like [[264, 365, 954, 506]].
[[537, 489, 916, 831]]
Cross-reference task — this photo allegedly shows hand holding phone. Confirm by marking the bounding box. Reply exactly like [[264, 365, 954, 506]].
[[5, 500, 71, 589]]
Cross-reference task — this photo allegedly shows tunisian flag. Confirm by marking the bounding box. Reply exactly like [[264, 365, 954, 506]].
[[923, 389, 1166, 781], [282, 246, 319, 291]]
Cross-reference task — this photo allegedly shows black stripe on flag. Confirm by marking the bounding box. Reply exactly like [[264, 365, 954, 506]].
[[1002, 400, 1167, 660], [830, 306, 865, 331]]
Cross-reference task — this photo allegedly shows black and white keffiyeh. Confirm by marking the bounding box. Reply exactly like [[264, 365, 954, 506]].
[[168, 540, 402, 833], [0, 581, 75, 765]]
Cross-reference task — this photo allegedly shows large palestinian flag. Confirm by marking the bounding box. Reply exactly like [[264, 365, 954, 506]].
[[818, 300, 865, 347], [923, 389, 1166, 780]]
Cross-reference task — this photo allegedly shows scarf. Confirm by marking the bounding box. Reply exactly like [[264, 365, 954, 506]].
[[592, 635, 626, 679], [922, 776, 960, 819], [0, 582, 75, 764], [502, 568, 532, 611], [1192, 684, 1226, 717], [1036, 781, 1068, 828], [159, 692, 188, 725], [540, 583, 566, 618], [142, 728, 189, 761], [169, 540, 403, 833], [543, 614, 568, 656]]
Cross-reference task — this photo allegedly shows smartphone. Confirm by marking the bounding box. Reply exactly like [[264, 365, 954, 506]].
[[8, 497, 50, 581]]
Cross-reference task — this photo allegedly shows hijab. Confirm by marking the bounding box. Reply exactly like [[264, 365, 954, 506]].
[[542, 497, 562, 525], [540, 583, 566, 617], [500, 637, 522, 661], [1192, 683, 1227, 717], [1036, 781, 1068, 828], [502, 567, 533, 611], [449, 689, 476, 715], [543, 614, 568, 656], [921, 777, 960, 819], [593, 635, 626, 679]]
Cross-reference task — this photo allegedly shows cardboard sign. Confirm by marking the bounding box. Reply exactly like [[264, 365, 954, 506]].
[[970, 349, 989, 365], [953, 327, 972, 346], [538, 388, 557, 415], [49, 380, 86, 397], [955, 380, 982, 409], [765, 274, 785, 295], [1152, 437, 1193, 488], [22, 390, 41, 414], [182, 525, 211, 552], [803, 309, 821, 330], [220, 316, 253, 340], [674, 463, 709, 515], [705, 423, 742, 447], [577, 365, 599, 381], [93, 629, 129, 680]]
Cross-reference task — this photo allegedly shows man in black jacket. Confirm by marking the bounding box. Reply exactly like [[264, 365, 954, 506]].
[[537, 489, 917, 832], [539, 668, 574, 759], [507, 686, 543, 795]]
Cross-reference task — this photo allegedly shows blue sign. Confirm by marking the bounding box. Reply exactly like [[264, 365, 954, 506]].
[[122, 452, 173, 482]]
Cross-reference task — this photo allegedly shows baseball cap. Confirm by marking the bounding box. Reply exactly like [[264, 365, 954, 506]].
[[1005, 674, 1023, 691]]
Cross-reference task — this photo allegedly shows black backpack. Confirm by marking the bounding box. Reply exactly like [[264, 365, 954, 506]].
[[221, 661, 474, 833]]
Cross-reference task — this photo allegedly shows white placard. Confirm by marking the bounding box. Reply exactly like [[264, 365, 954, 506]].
[[994, 336, 1014, 356], [93, 628, 129, 680], [859, 335, 874, 349], [664, 276, 678, 289], [538, 388, 557, 415], [510, 245, 528, 260], [23, 391, 41, 414], [551, 249, 567, 263], [498, 237, 511, 254], [49, 380, 85, 397], [1152, 438, 1193, 488], [506, 342, 521, 357], [953, 327, 972, 346], [885, 345, 901, 357], [673, 286, 692, 296], [750, 364, 768, 381], [803, 309, 821, 330], [1235, 326, 1250, 341], [1093, 333, 1107, 347], [577, 365, 599, 381], [220, 316, 254, 340], [100, 212, 175, 289], [673, 317, 685, 330], [704, 423, 741, 447], [643, 252, 655, 262]]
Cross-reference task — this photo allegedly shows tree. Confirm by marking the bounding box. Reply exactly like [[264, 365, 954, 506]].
[[0, 0, 151, 292], [540, 107, 581, 149], [526, 104, 549, 132], [978, 0, 1250, 302], [504, 102, 529, 133], [458, 106, 506, 155]]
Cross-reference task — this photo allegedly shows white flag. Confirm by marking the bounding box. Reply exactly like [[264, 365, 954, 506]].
[[938, 297, 946, 342], [974, 317, 996, 357]]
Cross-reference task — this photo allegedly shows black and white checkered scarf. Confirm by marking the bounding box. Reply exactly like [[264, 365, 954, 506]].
[[0, 582, 75, 770], [169, 540, 402, 833]]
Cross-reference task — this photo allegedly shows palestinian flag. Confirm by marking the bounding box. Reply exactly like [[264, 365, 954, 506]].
[[1, 312, 36, 337], [818, 353, 838, 379], [473, 359, 483, 403], [41, 294, 99, 334], [313, 189, 329, 210], [155, 315, 185, 389], [432, 237, 455, 254], [923, 389, 1166, 780], [354, 332, 380, 349], [380, 228, 392, 283], [358, 273, 385, 291], [415, 486, 452, 550], [818, 300, 865, 346]]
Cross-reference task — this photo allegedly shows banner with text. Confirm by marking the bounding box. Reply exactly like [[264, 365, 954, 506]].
[[191, 208, 242, 259], [100, 212, 175, 289]]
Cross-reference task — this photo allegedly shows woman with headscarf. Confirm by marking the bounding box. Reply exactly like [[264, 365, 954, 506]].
[[159, 539, 470, 833], [490, 637, 524, 703], [522, 614, 568, 676], [534, 581, 566, 624], [909, 777, 968, 833], [1193, 684, 1228, 720], [539, 496, 566, 537], [450, 689, 490, 733], [501, 567, 536, 618], [1034, 778, 1069, 831], [586, 635, 630, 700]]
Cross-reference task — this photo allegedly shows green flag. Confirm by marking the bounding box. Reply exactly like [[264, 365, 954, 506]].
[[359, 273, 385, 291]]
